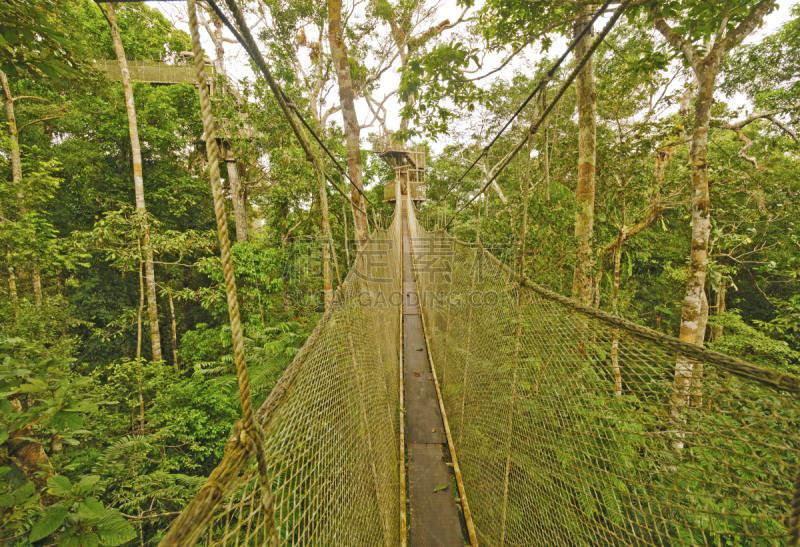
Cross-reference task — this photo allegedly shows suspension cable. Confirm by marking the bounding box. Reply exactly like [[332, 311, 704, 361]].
[[426, 0, 615, 214], [202, 0, 388, 223], [443, 0, 629, 230]]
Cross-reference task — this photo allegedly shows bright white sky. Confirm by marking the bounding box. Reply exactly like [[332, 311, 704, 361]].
[[154, 0, 794, 156]]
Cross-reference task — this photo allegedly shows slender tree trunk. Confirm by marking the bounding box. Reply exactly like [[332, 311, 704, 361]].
[[136, 255, 145, 433], [106, 4, 162, 361], [208, 18, 248, 242], [712, 279, 726, 341], [342, 199, 350, 265], [226, 159, 248, 242], [542, 84, 550, 201], [322, 227, 333, 309], [328, 0, 368, 249], [611, 228, 624, 397], [168, 283, 179, 370], [137, 256, 144, 360], [0, 70, 21, 188], [571, 10, 597, 306], [317, 187, 333, 310], [671, 70, 717, 449], [1, 69, 43, 306], [7, 250, 18, 318], [674, 70, 716, 387], [690, 291, 709, 408], [31, 270, 42, 305], [650, 0, 777, 448], [476, 193, 482, 242]]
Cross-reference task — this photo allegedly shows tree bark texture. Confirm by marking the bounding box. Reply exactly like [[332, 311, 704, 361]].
[[1, 69, 43, 306], [651, 0, 776, 447], [226, 159, 248, 242], [328, 0, 368, 249], [7, 251, 18, 317], [8, 398, 54, 501], [0, 70, 21, 187], [571, 10, 596, 306], [168, 284, 180, 369], [107, 4, 162, 361], [712, 279, 726, 342]]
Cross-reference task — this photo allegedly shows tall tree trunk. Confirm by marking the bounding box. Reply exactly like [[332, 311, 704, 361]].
[[168, 283, 179, 370], [669, 68, 717, 449], [690, 291, 709, 408], [31, 270, 42, 305], [210, 22, 248, 242], [328, 0, 368, 250], [7, 250, 18, 318], [226, 158, 248, 242], [611, 204, 626, 397], [342, 199, 350, 265], [1, 69, 43, 306], [571, 10, 597, 306], [136, 255, 146, 432], [321, 208, 333, 309], [0, 70, 21, 189], [106, 4, 162, 361], [137, 255, 144, 360], [712, 279, 726, 341], [541, 84, 550, 201], [651, 0, 777, 449]]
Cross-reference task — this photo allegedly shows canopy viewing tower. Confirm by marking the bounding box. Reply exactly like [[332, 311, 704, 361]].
[[381, 143, 427, 203]]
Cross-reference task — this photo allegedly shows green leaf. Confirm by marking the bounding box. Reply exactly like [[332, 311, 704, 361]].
[[96, 515, 137, 546], [47, 475, 72, 496], [75, 532, 100, 547], [0, 493, 13, 508], [13, 481, 35, 503], [433, 483, 448, 493], [29, 505, 69, 541], [76, 475, 100, 494], [76, 497, 105, 519]]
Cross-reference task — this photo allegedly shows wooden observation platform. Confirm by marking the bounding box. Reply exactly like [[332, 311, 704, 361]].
[[94, 58, 215, 87], [381, 144, 427, 203]]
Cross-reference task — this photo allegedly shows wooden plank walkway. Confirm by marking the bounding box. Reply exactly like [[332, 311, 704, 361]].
[[402, 203, 466, 547]]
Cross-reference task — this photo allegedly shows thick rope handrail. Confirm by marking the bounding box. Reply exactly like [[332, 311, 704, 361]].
[[443, 0, 629, 229], [425, 0, 615, 214], [202, 0, 390, 227], [455, 232, 800, 394], [158, 2, 279, 544], [423, 223, 800, 393]]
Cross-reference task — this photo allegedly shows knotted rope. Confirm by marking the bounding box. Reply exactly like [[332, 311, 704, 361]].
[[159, 1, 280, 545]]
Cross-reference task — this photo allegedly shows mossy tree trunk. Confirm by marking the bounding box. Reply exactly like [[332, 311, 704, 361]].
[[106, 4, 162, 361], [328, 0, 369, 250], [571, 9, 596, 306]]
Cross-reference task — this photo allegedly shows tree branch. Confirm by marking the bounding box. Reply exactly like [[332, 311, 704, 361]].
[[18, 114, 63, 132], [719, 0, 777, 53], [767, 115, 800, 145], [650, 3, 700, 74], [120, 511, 182, 521]]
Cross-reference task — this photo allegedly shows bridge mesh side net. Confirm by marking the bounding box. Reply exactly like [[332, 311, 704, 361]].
[[408, 208, 800, 546], [200, 214, 403, 546]]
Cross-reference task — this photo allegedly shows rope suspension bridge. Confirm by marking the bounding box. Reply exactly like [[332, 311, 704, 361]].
[[94, 0, 800, 544]]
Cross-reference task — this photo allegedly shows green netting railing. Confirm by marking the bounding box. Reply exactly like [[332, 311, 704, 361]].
[[169, 211, 404, 546], [407, 204, 800, 546]]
